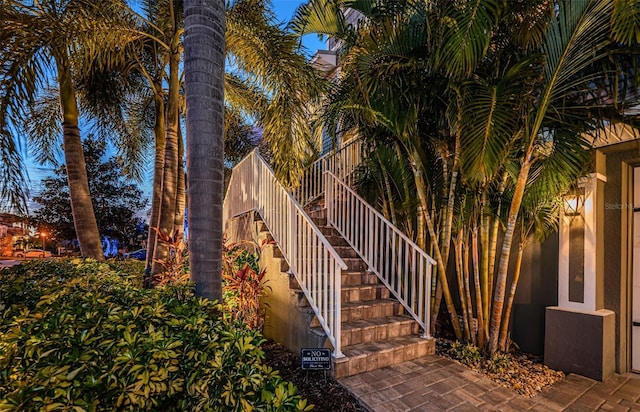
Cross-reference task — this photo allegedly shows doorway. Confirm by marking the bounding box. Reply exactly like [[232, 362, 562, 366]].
[[632, 168, 640, 371]]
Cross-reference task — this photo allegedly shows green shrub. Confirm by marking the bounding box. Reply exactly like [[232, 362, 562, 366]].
[[0, 260, 311, 411], [448, 341, 482, 366], [222, 240, 271, 331], [150, 229, 189, 287], [485, 353, 512, 373]]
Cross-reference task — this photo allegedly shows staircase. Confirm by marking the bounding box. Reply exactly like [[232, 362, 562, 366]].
[[223, 145, 436, 379], [305, 202, 435, 378]]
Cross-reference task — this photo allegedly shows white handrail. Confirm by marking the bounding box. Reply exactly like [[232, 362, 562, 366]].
[[325, 171, 435, 338], [295, 138, 363, 206], [223, 151, 347, 358]]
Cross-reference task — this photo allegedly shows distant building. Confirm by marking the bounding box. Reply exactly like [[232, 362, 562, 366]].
[[0, 213, 28, 256], [310, 8, 363, 155]]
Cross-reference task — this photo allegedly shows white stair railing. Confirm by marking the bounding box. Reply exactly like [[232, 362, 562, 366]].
[[223, 151, 348, 358], [325, 171, 435, 338], [295, 138, 363, 206]]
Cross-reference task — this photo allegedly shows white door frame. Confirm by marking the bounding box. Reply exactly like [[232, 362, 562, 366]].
[[631, 168, 640, 372]]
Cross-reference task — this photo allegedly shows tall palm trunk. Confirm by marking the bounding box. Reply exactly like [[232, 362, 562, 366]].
[[174, 126, 186, 240], [151, 28, 181, 275], [412, 153, 462, 339], [485, 175, 507, 328], [183, 0, 225, 300], [146, 91, 166, 271], [471, 226, 486, 346], [55, 53, 104, 260], [462, 234, 475, 344], [498, 241, 525, 351], [454, 233, 470, 342], [488, 157, 532, 354]]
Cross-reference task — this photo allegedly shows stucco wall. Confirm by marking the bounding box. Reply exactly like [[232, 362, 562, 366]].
[[225, 212, 328, 354], [511, 233, 559, 355]]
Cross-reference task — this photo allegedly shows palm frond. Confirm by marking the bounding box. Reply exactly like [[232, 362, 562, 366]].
[[0, 127, 29, 215], [611, 0, 640, 45], [289, 0, 347, 39], [436, 0, 501, 79], [535, 0, 616, 133]]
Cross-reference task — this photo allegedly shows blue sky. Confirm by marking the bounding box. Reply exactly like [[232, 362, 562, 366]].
[[272, 0, 326, 54], [24, 0, 326, 212]]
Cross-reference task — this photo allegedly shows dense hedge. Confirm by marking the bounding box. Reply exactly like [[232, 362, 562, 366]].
[[0, 260, 311, 411]]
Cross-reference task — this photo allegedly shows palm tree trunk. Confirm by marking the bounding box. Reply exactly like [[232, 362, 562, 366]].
[[151, 28, 182, 276], [462, 234, 475, 345], [488, 159, 532, 354], [480, 194, 489, 329], [472, 226, 486, 347], [486, 174, 507, 329], [454, 233, 470, 341], [174, 125, 186, 240], [146, 91, 166, 271], [55, 53, 104, 260], [498, 241, 525, 351], [183, 0, 225, 300], [413, 156, 462, 339]]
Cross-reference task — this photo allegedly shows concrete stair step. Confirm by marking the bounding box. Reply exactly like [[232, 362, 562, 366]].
[[308, 210, 327, 221], [341, 299, 404, 322], [319, 226, 341, 237], [340, 316, 419, 346], [331, 245, 358, 258], [333, 336, 436, 378], [305, 198, 325, 211], [311, 217, 328, 227], [342, 316, 419, 346], [341, 257, 367, 272], [342, 271, 378, 286], [309, 299, 407, 327], [323, 235, 349, 247], [293, 256, 365, 272], [289, 271, 377, 289], [291, 283, 390, 307], [342, 284, 390, 302], [310, 316, 419, 347]]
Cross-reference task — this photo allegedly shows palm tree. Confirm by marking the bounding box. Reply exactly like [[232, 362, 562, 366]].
[[295, 0, 640, 353], [183, 0, 226, 300], [484, 0, 640, 354], [0, 0, 136, 259], [98, 0, 324, 277]]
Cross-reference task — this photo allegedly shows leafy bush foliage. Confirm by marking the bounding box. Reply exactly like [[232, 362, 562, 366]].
[[447, 340, 512, 373], [486, 353, 513, 373], [150, 229, 189, 287], [0, 260, 311, 411], [223, 239, 272, 330], [448, 341, 482, 366]]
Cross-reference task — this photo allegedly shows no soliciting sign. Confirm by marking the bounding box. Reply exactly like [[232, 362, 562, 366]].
[[301, 348, 331, 370]]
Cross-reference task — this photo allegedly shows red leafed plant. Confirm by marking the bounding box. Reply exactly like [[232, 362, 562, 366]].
[[151, 229, 189, 287], [222, 237, 273, 330]]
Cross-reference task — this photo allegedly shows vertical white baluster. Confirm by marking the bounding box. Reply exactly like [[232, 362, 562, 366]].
[[404, 239, 409, 306], [323, 247, 328, 334], [289, 203, 297, 274], [411, 248, 417, 314], [423, 258, 430, 338], [334, 260, 343, 358]]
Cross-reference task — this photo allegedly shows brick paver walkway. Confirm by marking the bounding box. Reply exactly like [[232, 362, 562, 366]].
[[339, 355, 640, 411]]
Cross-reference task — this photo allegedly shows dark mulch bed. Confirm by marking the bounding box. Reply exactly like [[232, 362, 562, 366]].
[[262, 341, 368, 412]]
